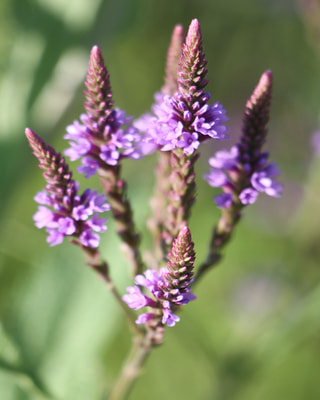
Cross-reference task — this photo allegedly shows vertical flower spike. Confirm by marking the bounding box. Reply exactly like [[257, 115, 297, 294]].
[[84, 46, 114, 129], [25, 128, 109, 248], [177, 19, 208, 105], [239, 70, 273, 167], [135, 19, 228, 156], [204, 70, 282, 209], [198, 71, 283, 282], [159, 19, 228, 254], [162, 226, 196, 298], [64, 45, 142, 177], [146, 25, 185, 263], [162, 24, 185, 96], [122, 226, 196, 332], [135, 18, 228, 260], [63, 46, 144, 275]]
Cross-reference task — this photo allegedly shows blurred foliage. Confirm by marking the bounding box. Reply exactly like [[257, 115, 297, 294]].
[[1, 0, 320, 399]]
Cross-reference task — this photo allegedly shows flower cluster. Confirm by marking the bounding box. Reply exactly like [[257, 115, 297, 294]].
[[64, 46, 143, 178], [122, 226, 196, 327], [26, 128, 110, 248], [135, 19, 228, 156], [25, 18, 284, 340], [136, 93, 228, 155], [204, 70, 283, 209], [205, 146, 283, 208]]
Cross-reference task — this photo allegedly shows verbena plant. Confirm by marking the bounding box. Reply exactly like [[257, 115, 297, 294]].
[[25, 19, 282, 400]]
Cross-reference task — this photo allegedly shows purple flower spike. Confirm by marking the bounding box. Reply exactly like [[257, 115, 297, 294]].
[[135, 19, 228, 156], [26, 128, 109, 248], [64, 46, 144, 177], [162, 24, 185, 96], [204, 70, 283, 208], [122, 226, 196, 328]]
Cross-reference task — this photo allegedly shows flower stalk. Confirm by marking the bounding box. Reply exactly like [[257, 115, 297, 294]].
[[196, 70, 282, 283], [64, 46, 144, 276], [147, 24, 185, 263], [106, 331, 159, 400], [99, 164, 143, 276]]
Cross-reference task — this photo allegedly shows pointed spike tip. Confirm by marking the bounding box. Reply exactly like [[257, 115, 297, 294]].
[[91, 45, 101, 57], [186, 19, 201, 44], [25, 127, 34, 141], [172, 24, 185, 38], [162, 24, 185, 95], [178, 225, 190, 238], [89, 45, 104, 68], [259, 70, 273, 90], [246, 70, 273, 110], [25, 127, 41, 147]]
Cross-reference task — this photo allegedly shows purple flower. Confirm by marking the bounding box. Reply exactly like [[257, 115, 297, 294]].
[[47, 228, 65, 246], [86, 214, 108, 233], [162, 309, 180, 327], [208, 147, 238, 169], [64, 133, 91, 162], [122, 267, 193, 327], [138, 93, 228, 155], [177, 132, 200, 154], [135, 269, 162, 291], [77, 157, 100, 178], [251, 165, 282, 197], [204, 70, 283, 209], [122, 286, 149, 310], [122, 226, 196, 328], [100, 143, 120, 165], [72, 204, 92, 221], [203, 168, 227, 188], [136, 313, 156, 325], [134, 20, 228, 156], [239, 188, 258, 205], [57, 217, 76, 235], [214, 193, 233, 209], [65, 113, 143, 175], [26, 128, 110, 248], [63, 46, 145, 178], [33, 205, 55, 228], [79, 229, 100, 248], [33, 187, 109, 248]]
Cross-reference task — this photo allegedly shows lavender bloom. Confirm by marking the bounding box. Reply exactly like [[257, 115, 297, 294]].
[[26, 128, 110, 248], [123, 268, 182, 327], [214, 193, 233, 209], [135, 19, 228, 155], [204, 70, 282, 208], [137, 91, 228, 156], [122, 226, 196, 327], [64, 46, 143, 177]]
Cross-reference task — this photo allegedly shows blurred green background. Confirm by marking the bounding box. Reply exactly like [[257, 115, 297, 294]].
[[1, 0, 320, 399]]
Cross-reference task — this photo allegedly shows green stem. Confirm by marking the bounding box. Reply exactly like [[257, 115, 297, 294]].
[[107, 333, 155, 400]]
